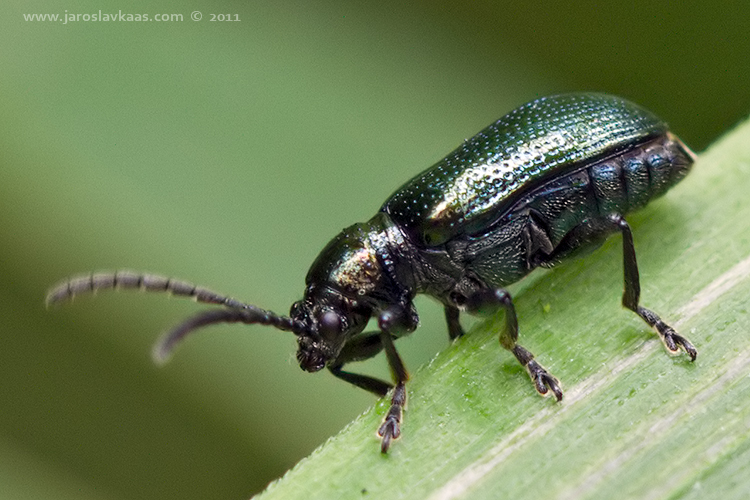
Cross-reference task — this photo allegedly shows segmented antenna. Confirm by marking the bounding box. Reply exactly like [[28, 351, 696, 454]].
[[46, 271, 305, 362], [46, 271, 255, 309], [153, 307, 296, 364]]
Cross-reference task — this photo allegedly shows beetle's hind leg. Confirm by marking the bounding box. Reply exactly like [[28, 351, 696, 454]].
[[462, 289, 564, 401], [609, 214, 697, 360]]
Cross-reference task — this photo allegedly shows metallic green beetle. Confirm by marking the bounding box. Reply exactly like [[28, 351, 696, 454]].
[[48, 92, 697, 453]]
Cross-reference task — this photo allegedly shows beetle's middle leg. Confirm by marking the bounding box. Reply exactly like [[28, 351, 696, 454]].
[[609, 214, 697, 360], [461, 288, 564, 401]]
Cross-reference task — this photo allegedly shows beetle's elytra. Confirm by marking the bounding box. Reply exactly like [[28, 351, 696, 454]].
[[48, 92, 697, 453]]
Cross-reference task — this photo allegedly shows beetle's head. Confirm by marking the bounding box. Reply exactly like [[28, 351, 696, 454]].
[[291, 222, 387, 372], [290, 286, 371, 372]]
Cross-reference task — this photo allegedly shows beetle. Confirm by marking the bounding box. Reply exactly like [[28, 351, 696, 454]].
[[48, 92, 697, 453]]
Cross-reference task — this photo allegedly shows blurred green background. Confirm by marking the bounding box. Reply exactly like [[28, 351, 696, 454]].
[[1, 0, 748, 498]]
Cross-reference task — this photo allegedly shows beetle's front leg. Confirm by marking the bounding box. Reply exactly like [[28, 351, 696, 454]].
[[328, 331, 393, 397], [463, 288, 564, 401], [609, 214, 697, 360], [375, 307, 415, 453]]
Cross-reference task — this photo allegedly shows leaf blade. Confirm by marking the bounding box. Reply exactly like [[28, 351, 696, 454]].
[[258, 118, 750, 500]]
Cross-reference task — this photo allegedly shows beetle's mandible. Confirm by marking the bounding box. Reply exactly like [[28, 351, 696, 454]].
[[48, 93, 697, 453]]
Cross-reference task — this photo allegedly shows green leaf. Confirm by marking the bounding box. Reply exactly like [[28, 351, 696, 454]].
[[258, 118, 750, 500]]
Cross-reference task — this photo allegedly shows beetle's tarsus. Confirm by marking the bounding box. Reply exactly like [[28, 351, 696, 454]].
[[516, 344, 563, 400], [374, 311, 411, 453], [526, 359, 564, 401], [378, 382, 406, 453], [674, 335, 698, 361], [655, 321, 698, 361], [636, 307, 698, 361], [511, 344, 563, 401], [378, 415, 399, 454], [459, 288, 566, 401]]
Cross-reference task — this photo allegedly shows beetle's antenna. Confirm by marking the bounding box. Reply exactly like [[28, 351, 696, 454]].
[[47, 271, 263, 311], [46, 271, 305, 363], [152, 306, 298, 365]]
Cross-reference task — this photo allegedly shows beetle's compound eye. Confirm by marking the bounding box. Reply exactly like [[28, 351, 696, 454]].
[[319, 310, 342, 341]]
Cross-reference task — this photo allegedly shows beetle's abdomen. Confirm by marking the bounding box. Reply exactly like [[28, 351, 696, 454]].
[[525, 133, 692, 249], [588, 132, 692, 214], [383, 93, 668, 248], [462, 133, 694, 287]]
